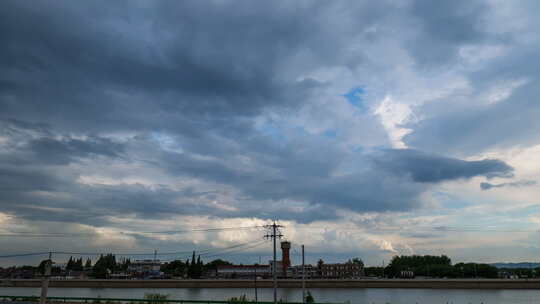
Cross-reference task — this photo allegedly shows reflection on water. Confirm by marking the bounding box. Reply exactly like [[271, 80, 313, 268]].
[[1, 287, 539, 304]]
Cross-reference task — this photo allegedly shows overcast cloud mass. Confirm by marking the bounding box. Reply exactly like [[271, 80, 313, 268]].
[[2, 0, 540, 266]]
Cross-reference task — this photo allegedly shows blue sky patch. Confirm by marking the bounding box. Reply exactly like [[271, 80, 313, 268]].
[[323, 129, 337, 138], [342, 87, 365, 110]]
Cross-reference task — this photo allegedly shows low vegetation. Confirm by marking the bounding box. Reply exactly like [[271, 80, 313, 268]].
[[227, 294, 251, 303], [144, 293, 169, 304]]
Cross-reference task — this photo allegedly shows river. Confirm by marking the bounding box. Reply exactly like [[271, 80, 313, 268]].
[[0, 287, 539, 304]]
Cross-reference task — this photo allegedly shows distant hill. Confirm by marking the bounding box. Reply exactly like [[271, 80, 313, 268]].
[[490, 262, 540, 269]]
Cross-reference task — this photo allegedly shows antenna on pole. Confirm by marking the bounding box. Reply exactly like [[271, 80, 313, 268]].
[[264, 221, 284, 304]]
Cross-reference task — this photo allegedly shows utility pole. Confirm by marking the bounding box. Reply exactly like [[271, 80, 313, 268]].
[[40, 252, 52, 304], [264, 221, 283, 304], [302, 245, 306, 304], [254, 264, 258, 304], [154, 249, 158, 276]]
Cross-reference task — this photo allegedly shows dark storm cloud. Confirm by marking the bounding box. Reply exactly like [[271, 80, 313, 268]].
[[406, 0, 490, 64], [371, 149, 513, 182], [25, 136, 124, 165], [0, 120, 125, 166], [0, 0, 518, 228], [0, 167, 182, 226], [480, 180, 536, 191], [156, 143, 513, 216], [0, 118, 515, 225], [0, 0, 392, 134]]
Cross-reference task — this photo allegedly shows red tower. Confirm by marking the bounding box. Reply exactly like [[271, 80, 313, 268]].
[[281, 241, 291, 277]]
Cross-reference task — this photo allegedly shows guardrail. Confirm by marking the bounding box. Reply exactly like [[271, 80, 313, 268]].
[[0, 295, 341, 304]]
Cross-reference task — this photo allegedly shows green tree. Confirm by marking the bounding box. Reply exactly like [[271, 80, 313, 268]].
[[385, 255, 453, 278], [351, 258, 364, 267], [161, 260, 187, 277], [364, 267, 384, 277], [205, 259, 232, 271], [73, 258, 84, 271], [118, 258, 131, 272], [66, 256, 74, 271], [187, 252, 204, 278], [37, 259, 50, 275], [92, 254, 117, 278], [317, 259, 324, 277]]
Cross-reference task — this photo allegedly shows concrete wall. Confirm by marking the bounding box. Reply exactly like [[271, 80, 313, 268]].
[[3, 279, 540, 289]]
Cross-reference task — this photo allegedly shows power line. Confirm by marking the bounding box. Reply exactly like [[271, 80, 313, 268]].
[[52, 249, 212, 256], [0, 225, 264, 238], [1, 224, 532, 238], [0, 240, 265, 259], [0, 233, 96, 237], [141, 226, 265, 234], [202, 240, 268, 259], [50, 242, 257, 257], [290, 225, 539, 233], [0, 252, 51, 258]]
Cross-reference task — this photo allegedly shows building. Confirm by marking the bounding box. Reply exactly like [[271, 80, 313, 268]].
[[320, 262, 364, 279], [400, 270, 414, 278], [109, 273, 131, 279], [127, 259, 162, 277], [281, 241, 291, 277], [216, 265, 271, 279], [290, 264, 318, 279]]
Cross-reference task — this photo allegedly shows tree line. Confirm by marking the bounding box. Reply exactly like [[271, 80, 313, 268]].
[[0, 251, 233, 279], [364, 255, 500, 278], [160, 252, 232, 278]]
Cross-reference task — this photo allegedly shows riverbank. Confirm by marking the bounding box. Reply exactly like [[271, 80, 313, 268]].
[[2, 279, 540, 289]]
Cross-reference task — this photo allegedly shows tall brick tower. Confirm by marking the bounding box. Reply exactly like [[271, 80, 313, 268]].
[[281, 241, 291, 277]]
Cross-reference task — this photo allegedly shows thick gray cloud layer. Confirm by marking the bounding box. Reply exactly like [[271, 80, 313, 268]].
[[481, 180, 536, 191], [0, 0, 524, 230], [0, 118, 512, 225], [372, 149, 513, 183]]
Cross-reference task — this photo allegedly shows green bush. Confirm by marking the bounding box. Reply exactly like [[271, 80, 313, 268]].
[[144, 293, 169, 304], [305, 291, 315, 304], [227, 294, 252, 303], [12, 297, 38, 302]]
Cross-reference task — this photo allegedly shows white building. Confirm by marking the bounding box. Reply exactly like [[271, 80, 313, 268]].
[[128, 259, 161, 274]]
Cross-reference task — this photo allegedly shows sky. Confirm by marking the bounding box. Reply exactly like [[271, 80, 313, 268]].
[[1, 0, 540, 267]]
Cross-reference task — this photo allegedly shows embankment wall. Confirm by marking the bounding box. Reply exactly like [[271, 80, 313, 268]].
[[1, 279, 540, 289]]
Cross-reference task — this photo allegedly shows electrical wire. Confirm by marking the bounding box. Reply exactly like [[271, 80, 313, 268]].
[[202, 240, 268, 258], [0, 225, 264, 238], [140, 225, 265, 234], [0, 252, 51, 258], [0, 240, 266, 259], [290, 225, 539, 233]]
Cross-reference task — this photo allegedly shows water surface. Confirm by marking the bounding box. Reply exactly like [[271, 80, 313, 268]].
[[0, 287, 538, 304]]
